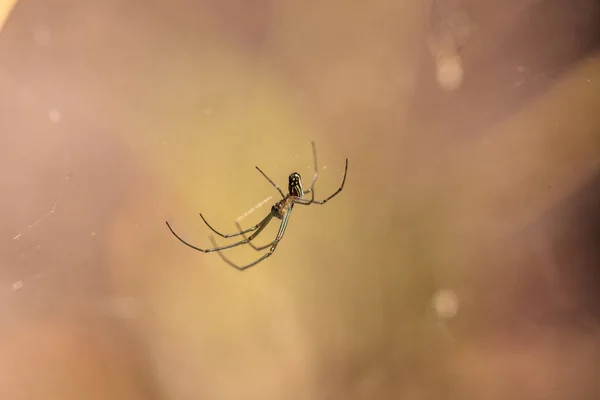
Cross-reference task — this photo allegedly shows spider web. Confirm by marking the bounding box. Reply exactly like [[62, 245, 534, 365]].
[[5, 131, 72, 300], [236, 195, 273, 223], [12, 155, 71, 241]]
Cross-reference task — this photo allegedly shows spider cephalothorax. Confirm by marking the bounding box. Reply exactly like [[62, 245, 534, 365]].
[[165, 142, 348, 271]]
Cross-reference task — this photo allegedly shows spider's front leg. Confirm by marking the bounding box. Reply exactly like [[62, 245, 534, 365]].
[[199, 212, 269, 238], [165, 212, 274, 253], [213, 208, 293, 271]]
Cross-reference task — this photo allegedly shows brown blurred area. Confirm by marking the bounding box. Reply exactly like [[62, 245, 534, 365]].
[[1, 0, 600, 398]]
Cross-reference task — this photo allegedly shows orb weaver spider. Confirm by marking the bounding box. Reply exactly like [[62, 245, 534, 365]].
[[165, 142, 348, 271]]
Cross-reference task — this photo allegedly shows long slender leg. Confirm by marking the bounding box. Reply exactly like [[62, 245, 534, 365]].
[[255, 166, 285, 198], [213, 208, 292, 271], [234, 220, 276, 251], [208, 214, 272, 251], [301, 141, 319, 204], [165, 212, 274, 253], [308, 141, 319, 191], [296, 158, 348, 206], [293, 198, 314, 206], [199, 212, 270, 238], [311, 157, 348, 204]]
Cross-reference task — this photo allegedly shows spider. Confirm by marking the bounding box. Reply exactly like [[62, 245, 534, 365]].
[[165, 142, 348, 271]]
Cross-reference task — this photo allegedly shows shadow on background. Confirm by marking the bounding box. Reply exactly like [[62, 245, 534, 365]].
[[0, 0, 599, 399]]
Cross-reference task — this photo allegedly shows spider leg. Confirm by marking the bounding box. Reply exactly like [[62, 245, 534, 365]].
[[199, 212, 270, 238], [255, 166, 285, 198], [165, 212, 274, 253], [312, 157, 348, 204], [213, 208, 292, 271], [305, 141, 319, 201], [234, 220, 276, 251], [296, 157, 348, 206], [208, 214, 273, 251]]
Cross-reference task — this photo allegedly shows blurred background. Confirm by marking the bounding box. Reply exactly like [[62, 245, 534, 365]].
[[1, 0, 600, 398]]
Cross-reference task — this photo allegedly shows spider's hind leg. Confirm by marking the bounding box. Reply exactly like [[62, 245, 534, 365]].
[[255, 166, 285, 198]]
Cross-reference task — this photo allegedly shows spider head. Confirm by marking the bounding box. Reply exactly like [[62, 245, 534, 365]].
[[288, 172, 303, 197]]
